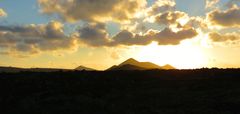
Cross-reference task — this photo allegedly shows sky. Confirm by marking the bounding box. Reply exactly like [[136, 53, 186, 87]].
[[0, 0, 240, 70]]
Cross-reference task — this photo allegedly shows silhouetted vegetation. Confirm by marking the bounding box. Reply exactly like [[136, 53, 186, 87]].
[[1, 69, 240, 114]]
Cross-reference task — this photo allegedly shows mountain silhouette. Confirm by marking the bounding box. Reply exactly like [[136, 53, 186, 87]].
[[0, 59, 174, 72], [107, 58, 175, 71], [162, 64, 176, 70], [119, 58, 139, 66], [75, 66, 96, 71], [108, 64, 146, 71]]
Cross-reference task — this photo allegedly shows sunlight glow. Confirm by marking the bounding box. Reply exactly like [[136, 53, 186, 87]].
[[136, 41, 208, 69]]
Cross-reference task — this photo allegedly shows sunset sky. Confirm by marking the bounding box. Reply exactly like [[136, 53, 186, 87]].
[[0, 0, 240, 70]]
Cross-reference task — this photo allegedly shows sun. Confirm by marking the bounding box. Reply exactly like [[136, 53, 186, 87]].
[[135, 41, 208, 69]]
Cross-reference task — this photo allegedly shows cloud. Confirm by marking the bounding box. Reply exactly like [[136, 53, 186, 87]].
[[151, 11, 207, 31], [0, 20, 198, 57], [154, 11, 187, 26], [225, 0, 240, 8], [207, 6, 240, 27], [0, 21, 78, 55], [149, 28, 198, 45], [110, 30, 151, 46], [0, 8, 7, 17], [76, 23, 198, 46], [38, 0, 147, 23], [205, 0, 219, 9], [147, 0, 175, 16], [76, 23, 110, 46], [142, 0, 208, 32], [209, 32, 239, 42], [115, 27, 199, 46], [180, 17, 208, 30]]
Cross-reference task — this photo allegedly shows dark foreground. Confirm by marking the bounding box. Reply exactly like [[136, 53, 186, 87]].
[[1, 69, 240, 114]]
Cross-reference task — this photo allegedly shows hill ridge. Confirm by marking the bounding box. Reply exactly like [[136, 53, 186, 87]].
[[75, 65, 96, 71], [107, 58, 175, 71]]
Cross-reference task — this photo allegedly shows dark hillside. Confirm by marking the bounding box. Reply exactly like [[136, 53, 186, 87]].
[[0, 69, 240, 114]]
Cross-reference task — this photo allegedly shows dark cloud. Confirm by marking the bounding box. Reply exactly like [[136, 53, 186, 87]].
[[77, 23, 110, 46], [113, 27, 198, 45], [0, 21, 78, 55], [110, 30, 151, 46], [38, 0, 147, 22], [152, 28, 198, 45], [0, 21, 66, 39], [77, 23, 198, 46], [207, 6, 240, 27]]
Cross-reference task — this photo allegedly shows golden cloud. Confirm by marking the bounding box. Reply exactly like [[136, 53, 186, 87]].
[[205, 0, 219, 9], [154, 11, 187, 26], [209, 32, 239, 42], [38, 0, 147, 23], [147, 0, 176, 16]]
